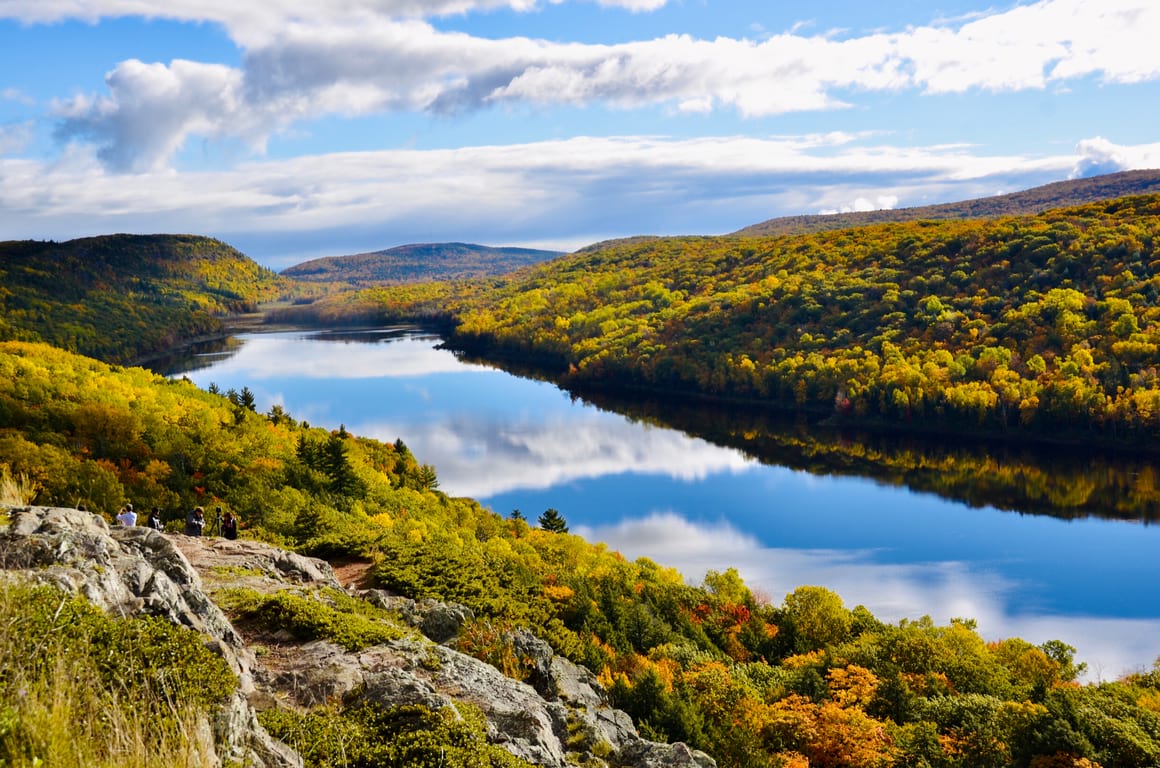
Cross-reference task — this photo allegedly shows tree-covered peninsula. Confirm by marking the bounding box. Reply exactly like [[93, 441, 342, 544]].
[[294, 194, 1160, 448], [0, 234, 294, 363], [4, 340, 1160, 768]]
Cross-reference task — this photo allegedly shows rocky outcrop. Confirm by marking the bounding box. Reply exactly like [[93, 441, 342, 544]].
[[0, 506, 301, 768], [1, 506, 715, 768], [362, 589, 476, 644]]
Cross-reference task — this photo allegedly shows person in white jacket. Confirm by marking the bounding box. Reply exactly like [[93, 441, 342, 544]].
[[115, 503, 137, 526]]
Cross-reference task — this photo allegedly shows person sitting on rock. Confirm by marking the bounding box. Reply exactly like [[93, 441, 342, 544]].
[[185, 506, 205, 536], [115, 504, 137, 526], [147, 507, 164, 531]]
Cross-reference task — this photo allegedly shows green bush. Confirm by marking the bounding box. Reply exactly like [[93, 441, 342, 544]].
[[260, 702, 532, 768], [217, 586, 406, 651]]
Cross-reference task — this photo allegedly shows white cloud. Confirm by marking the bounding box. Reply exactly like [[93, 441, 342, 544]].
[[352, 414, 754, 497], [28, 0, 1160, 172], [1067, 135, 1160, 179], [3, 133, 1154, 264], [0, 0, 665, 32], [598, 0, 666, 9], [54, 59, 256, 171], [819, 193, 900, 215], [900, 0, 1160, 94], [2, 87, 34, 105]]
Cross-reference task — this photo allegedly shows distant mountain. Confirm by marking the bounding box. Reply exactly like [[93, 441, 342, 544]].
[[0, 234, 289, 363], [282, 242, 565, 285], [733, 168, 1160, 237]]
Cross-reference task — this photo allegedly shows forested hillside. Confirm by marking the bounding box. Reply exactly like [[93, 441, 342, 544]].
[[734, 168, 1160, 236], [337, 195, 1160, 447], [283, 242, 564, 286], [4, 339, 1160, 767], [0, 234, 292, 363]]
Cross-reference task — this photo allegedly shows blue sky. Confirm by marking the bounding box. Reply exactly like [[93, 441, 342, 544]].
[[1, 0, 1159, 269]]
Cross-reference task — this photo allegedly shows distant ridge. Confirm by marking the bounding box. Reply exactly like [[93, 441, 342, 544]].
[[283, 242, 565, 285], [733, 168, 1160, 237]]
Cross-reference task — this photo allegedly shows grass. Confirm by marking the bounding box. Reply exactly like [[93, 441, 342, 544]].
[[0, 582, 234, 768], [0, 463, 39, 507]]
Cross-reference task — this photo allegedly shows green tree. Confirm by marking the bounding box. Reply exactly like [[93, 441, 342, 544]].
[[783, 585, 853, 652], [538, 507, 569, 533]]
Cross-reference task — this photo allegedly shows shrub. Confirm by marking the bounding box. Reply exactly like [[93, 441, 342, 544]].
[[217, 586, 407, 651], [260, 701, 533, 768]]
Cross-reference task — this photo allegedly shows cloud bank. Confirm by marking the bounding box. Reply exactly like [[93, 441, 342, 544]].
[[12, 0, 1155, 171], [3, 132, 1157, 265]]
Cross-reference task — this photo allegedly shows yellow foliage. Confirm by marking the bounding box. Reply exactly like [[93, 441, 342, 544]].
[[1138, 688, 1160, 713], [827, 664, 880, 708], [783, 649, 826, 669], [777, 752, 810, 768], [543, 584, 575, 601]]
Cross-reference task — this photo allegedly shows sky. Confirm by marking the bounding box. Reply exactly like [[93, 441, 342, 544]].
[[1, 1, 1159, 269]]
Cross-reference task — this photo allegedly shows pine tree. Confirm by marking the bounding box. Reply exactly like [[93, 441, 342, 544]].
[[538, 507, 568, 533]]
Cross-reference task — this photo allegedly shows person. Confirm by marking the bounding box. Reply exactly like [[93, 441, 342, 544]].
[[115, 504, 137, 526], [147, 507, 164, 531], [185, 506, 205, 536], [221, 510, 238, 540]]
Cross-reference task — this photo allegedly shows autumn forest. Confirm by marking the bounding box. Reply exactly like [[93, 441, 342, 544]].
[[4, 186, 1160, 767]]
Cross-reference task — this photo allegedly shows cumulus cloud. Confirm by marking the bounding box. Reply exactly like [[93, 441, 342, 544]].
[[1069, 137, 1160, 179], [29, 0, 1160, 172], [53, 59, 257, 171], [1071, 136, 1129, 179], [819, 193, 900, 215]]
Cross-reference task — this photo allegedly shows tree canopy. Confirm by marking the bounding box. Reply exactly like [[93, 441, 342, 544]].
[[338, 194, 1160, 448], [0, 234, 295, 363], [4, 339, 1160, 768]]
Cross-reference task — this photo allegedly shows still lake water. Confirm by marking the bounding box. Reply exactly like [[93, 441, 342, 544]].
[[171, 326, 1160, 679]]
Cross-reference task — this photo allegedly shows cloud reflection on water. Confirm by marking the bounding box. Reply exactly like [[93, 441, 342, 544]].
[[194, 330, 480, 380], [352, 414, 755, 498], [577, 512, 1160, 682]]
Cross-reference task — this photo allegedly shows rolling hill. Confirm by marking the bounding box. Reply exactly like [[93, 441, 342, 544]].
[[733, 168, 1160, 236], [344, 194, 1160, 447], [0, 234, 290, 363], [282, 242, 565, 285]]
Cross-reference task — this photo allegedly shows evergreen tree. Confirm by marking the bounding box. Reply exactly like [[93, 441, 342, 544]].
[[323, 429, 362, 497], [538, 507, 568, 533], [239, 386, 257, 412]]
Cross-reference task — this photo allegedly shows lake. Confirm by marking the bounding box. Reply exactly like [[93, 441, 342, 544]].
[[169, 325, 1160, 680]]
